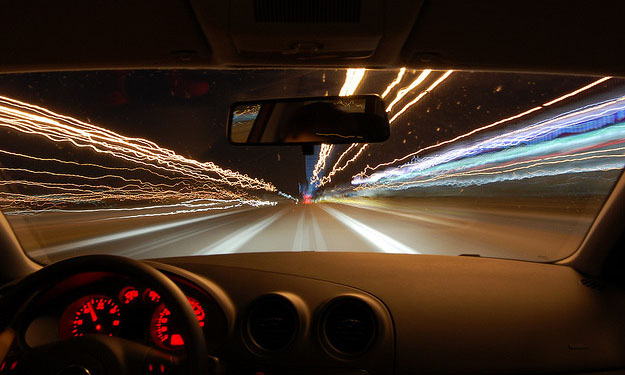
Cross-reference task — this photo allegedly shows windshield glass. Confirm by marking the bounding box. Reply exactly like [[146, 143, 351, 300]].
[[1, 69, 623, 264]]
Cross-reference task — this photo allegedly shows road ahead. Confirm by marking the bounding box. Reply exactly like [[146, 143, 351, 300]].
[[8, 198, 597, 263]]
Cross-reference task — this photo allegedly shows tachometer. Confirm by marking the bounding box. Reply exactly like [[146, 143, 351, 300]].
[[150, 296, 205, 350], [60, 295, 121, 339]]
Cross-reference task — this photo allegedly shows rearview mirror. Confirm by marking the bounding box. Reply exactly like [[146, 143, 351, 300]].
[[228, 95, 390, 145]]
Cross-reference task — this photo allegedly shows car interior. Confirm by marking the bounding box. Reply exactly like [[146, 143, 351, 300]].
[[1, 1, 625, 374]]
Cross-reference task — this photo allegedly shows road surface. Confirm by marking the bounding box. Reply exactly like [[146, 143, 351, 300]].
[[6, 198, 598, 263]]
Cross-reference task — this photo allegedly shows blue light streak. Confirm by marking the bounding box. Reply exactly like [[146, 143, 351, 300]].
[[350, 96, 625, 192]]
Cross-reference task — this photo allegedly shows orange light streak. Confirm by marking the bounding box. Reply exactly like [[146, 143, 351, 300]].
[[385, 69, 432, 112], [388, 70, 453, 123], [0, 95, 276, 192], [0, 149, 184, 183], [543, 77, 612, 106], [0, 94, 284, 212], [381, 68, 406, 98]]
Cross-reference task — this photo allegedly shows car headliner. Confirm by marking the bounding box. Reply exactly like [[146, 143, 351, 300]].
[[0, 1, 623, 75]]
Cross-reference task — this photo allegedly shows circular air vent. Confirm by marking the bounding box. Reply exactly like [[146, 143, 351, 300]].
[[247, 294, 298, 351], [321, 296, 376, 356]]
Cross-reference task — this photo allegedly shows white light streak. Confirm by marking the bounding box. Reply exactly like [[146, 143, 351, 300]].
[[385, 69, 432, 112], [339, 68, 366, 96], [320, 205, 417, 254], [381, 68, 406, 98]]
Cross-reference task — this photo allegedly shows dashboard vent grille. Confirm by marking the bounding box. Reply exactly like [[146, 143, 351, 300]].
[[322, 297, 376, 355], [254, 0, 361, 23], [247, 295, 298, 351]]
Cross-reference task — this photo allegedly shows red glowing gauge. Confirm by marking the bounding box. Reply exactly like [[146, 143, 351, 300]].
[[143, 288, 161, 303], [60, 295, 121, 339], [150, 296, 206, 350], [119, 286, 139, 304]]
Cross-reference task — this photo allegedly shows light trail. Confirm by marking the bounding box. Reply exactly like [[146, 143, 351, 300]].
[[0, 179, 258, 211], [388, 70, 454, 123], [367, 151, 625, 191], [339, 68, 366, 96], [0, 95, 276, 192], [329, 143, 360, 168], [278, 191, 299, 203], [354, 76, 613, 179], [381, 68, 406, 98], [4, 198, 264, 215], [309, 144, 334, 186], [320, 205, 417, 254], [349, 97, 625, 192], [0, 149, 184, 183], [315, 70, 453, 188], [354, 106, 544, 179], [316, 143, 369, 186], [6, 198, 275, 219], [0, 94, 282, 213], [385, 70, 432, 112], [454, 146, 625, 180], [355, 101, 625, 186], [309, 68, 366, 188], [543, 76, 612, 106], [372, 130, 625, 189], [0, 166, 182, 186]]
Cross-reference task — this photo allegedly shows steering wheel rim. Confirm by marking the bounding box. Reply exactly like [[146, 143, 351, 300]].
[[4, 254, 209, 375]]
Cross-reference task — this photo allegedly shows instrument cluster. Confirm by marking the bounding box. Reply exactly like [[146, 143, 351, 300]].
[[20, 272, 227, 353]]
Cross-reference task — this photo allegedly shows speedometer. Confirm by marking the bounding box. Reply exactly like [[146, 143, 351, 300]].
[[150, 296, 205, 350], [60, 295, 121, 339]]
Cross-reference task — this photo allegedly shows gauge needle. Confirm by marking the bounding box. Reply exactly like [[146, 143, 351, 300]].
[[87, 302, 98, 322]]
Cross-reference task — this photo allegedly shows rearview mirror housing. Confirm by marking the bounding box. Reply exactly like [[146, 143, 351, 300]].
[[227, 95, 390, 145]]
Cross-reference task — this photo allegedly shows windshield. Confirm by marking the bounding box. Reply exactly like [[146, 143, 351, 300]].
[[1, 69, 623, 264]]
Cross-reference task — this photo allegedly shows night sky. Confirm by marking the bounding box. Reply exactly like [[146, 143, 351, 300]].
[[0, 69, 611, 197]]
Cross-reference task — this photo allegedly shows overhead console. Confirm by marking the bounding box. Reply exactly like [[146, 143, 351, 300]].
[[189, 0, 423, 67]]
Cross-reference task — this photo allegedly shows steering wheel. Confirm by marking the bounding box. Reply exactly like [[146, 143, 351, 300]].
[[1, 255, 210, 375]]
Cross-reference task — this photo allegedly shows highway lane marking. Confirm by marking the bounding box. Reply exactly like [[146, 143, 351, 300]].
[[27, 207, 256, 258], [292, 208, 307, 251], [336, 201, 462, 227], [292, 207, 328, 251], [337, 200, 587, 231], [196, 209, 287, 254], [320, 205, 418, 254], [119, 221, 233, 258], [310, 208, 328, 251]]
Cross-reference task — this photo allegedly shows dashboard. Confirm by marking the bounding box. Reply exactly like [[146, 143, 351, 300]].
[[4, 252, 625, 375], [5, 258, 394, 375], [15, 271, 228, 356]]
